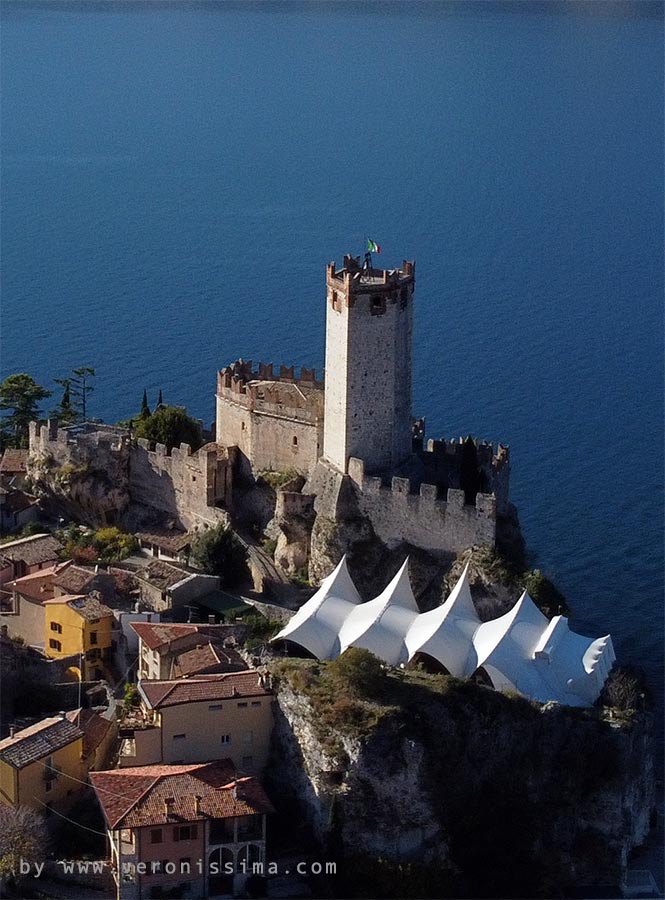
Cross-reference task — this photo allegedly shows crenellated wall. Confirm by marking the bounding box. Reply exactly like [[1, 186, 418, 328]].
[[420, 436, 511, 516], [216, 359, 324, 477], [28, 422, 234, 532], [346, 457, 496, 554], [128, 440, 233, 531]]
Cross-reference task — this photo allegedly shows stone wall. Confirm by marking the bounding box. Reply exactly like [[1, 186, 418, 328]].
[[129, 440, 233, 531], [309, 457, 496, 558], [216, 361, 324, 477]]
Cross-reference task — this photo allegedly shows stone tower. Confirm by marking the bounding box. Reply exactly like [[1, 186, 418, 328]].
[[322, 254, 415, 475]]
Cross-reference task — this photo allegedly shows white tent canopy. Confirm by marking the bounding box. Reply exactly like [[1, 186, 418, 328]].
[[272, 555, 616, 707]]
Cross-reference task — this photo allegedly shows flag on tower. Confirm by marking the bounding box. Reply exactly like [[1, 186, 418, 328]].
[[367, 239, 381, 254]]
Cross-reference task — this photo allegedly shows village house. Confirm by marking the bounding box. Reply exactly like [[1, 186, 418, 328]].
[[43, 593, 117, 681], [0, 533, 63, 588], [66, 707, 118, 773], [0, 448, 29, 490], [135, 528, 193, 564], [0, 487, 39, 533], [134, 560, 220, 614], [0, 713, 85, 812], [119, 672, 273, 774], [0, 561, 71, 644], [91, 760, 274, 900], [131, 622, 247, 681]]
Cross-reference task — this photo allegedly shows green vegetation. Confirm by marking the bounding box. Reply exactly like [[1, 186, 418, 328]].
[[289, 566, 311, 587], [261, 537, 277, 558], [0, 373, 51, 449], [257, 468, 300, 488], [190, 524, 249, 588], [0, 805, 49, 881], [123, 683, 140, 707], [243, 614, 283, 652], [59, 524, 137, 563], [134, 404, 203, 452], [597, 664, 650, 712], [55, 366, 96, 423]]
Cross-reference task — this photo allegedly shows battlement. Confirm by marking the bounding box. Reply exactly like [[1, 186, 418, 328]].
[[217, 359, 323, 395], [424, 436, 510, 472], [347, 457, 497, 518], [29, 420, 130, 457], [326, 255, 416, 299]]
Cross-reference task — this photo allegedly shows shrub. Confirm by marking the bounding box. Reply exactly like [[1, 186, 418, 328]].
[[134, 405, 203, 452], [597, 665, 650, 711], [190, 525, 249, 588], [328, 648, 387, 699]]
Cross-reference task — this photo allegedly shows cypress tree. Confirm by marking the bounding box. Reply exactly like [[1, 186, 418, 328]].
[[157, 389, 163, 408], [140, 389, 151, 420]]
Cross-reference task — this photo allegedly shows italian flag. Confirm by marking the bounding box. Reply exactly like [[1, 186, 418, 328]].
[[367, 239, 381, 254]]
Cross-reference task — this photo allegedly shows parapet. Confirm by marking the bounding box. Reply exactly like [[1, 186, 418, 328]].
[[424, 436, 510, 470], [347, 456, 497, 519], [217, 359, 324, 395], [326, 255, 416, 298]]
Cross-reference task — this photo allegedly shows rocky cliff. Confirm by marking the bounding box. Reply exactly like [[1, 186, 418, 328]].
[[266, 659, 656, 899]]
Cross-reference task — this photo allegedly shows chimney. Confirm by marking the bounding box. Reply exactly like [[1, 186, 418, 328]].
[[194, 795, 202, 816], [59, 710, 66, 719], [9, 725, 15, 738], [164, 797, 175, 818], [146, 612, 152, 622], [232, 782, 238, 801], [208, 615, 215, 625]]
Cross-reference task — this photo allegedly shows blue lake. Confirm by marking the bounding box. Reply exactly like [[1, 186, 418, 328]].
[[2, 0, 663, 781]]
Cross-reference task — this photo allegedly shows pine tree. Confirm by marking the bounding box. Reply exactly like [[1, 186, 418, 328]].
[[140, 389, 151, 420], [53, 379, 76, 427]]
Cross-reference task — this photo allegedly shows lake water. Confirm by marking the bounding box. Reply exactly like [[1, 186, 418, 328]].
[[2, 0, 663, 850]]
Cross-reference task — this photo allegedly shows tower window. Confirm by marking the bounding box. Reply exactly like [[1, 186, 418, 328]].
[[370, 296, 386, 315], [292, 436, 298, 446]]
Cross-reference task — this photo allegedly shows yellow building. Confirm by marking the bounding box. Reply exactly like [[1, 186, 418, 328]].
[[43, 593, 116, 681], [0, 714, 85, 812]]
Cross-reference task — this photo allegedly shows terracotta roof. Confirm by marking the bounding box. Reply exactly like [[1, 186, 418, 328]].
[[53, 565, 97, 595], [0, 715, 83, 769], [131, 622, 202, 651], [131, 622, 241, 652], [4, 562, 71, 602], [90, 760, 274, 830], [0, 449, 28, 473], [140, 671, 270, 709], [136, 560, 191, 591], [44, 593, 114, 621], [66, 708, 113, 758], [135, 530, 192, 554], [172, 642, 247, 678], [0, 534, 63, 567]]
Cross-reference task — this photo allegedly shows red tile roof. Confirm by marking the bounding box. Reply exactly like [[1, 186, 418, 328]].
[[0, 534, 63, 567], [4, 562, 71, 602], [139, 672, 270, 709], [0, 449, 28, 473], [66, 708, 113, 759], [90, 760, 274, 829], [130, 622, 202, 651], [171, 642, 247, 678]]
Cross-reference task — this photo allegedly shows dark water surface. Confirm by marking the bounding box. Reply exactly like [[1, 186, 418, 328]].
[[2, 0, 663, 836]]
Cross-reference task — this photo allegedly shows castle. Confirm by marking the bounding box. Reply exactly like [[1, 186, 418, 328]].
[[28, 252, 513, 573]]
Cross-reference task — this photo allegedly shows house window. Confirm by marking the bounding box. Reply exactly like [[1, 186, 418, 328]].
[[174, 825, 197, 842], [209, 704, 223, 711], [237, 702, 247, 708], [90, 632, 98, 645], [173, 733, 186, 740], [50, 622, 62, 633], [150, 828, 163, 844], [49, 639, 62, 651], [243, 731, 253, 747], [221, 734, 231, 745], [251, 701, 261, 707]]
